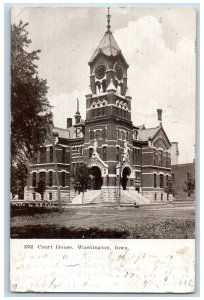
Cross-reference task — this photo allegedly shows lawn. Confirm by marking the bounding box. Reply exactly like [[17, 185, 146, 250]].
[[10, 201, 195, 239]]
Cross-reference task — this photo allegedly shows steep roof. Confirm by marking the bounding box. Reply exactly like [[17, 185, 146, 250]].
[[89, 30, 128, 66], [138, 126, 160, 142], [53, 127, 75, 139]]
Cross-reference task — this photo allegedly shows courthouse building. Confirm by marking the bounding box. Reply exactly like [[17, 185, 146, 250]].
[[25, 11, 172, 204]]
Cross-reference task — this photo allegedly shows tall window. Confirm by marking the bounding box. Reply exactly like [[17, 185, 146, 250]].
[[39, 171, 46, 183], [32, 172, 36, 187], [90, 130, 94, 140], [40, 147, 46, 163], [154, 173, 157, 188], [166, 153, 168, 167], [49, 171, 53, 187], [103, 146, 107, 161], [166, 175, 169, 186], [153, 149, 156, 165], [159, 150, 163, 166], [121, 131, 125, 140], [117, 129, 120, 139], [62, 147, 66, 163], [50, 146, 53, 163], [116, 147, 120, 161], [160, 174, 164, 188], [89, 148, 93, 159], [62, 172, 66, 187], [102, 128, 106, 139]]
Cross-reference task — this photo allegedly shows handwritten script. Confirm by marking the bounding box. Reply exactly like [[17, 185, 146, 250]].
[[10, 239, 195, 293]]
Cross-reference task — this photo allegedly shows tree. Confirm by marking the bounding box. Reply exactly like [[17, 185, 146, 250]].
[[183, 172, 195, 197], [164, 176, 177, 200], [71, 164, 93, 203], [11, 21, 53, 197], [35, 180, 46, 201]]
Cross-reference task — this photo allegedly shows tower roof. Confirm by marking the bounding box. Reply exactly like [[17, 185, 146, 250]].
[[89, 8, 128, 66]]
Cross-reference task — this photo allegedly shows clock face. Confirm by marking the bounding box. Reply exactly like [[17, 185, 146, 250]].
[[95, 65, 106, 79], [115, 64, 123, 80]]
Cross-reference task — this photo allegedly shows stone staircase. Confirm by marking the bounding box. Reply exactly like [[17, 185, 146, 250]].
[[121, 190, 151, 205], [71, 190, 102, 204], [71, 189, 150, 205]]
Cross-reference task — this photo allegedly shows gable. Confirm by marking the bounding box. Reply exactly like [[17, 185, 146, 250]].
[[152, 127, 171, 150]]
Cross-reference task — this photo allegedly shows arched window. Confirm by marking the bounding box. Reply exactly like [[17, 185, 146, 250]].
[[89, 148, 93, 159]]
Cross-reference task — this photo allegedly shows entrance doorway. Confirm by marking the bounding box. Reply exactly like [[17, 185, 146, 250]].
[[121, 167, 131, 190], [91, 166, 103, 190]]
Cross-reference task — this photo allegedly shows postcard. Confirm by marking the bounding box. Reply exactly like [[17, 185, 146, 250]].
[[10, 6, 196, 293]]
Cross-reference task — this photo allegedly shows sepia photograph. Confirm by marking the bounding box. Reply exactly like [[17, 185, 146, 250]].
[[9, 5, 197, 293], [10, 6, 196, 240]]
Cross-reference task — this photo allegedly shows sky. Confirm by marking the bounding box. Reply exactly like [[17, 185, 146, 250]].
[[11, 7, 196, 164]]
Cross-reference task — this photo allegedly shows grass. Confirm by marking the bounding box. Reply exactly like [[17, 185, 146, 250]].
[[10, 201, 195, 239], [11, 219, 194, 239]]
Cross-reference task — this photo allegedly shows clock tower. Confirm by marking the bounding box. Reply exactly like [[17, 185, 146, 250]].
[[84, 8, 135, 196]]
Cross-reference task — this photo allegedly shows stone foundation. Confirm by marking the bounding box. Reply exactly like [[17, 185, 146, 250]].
[[142, 191, 173, 202], [101, 187, 117, 202]]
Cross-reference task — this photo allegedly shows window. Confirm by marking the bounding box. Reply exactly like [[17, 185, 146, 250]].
[[39, 171, 46, 183], [166, 175, 169, 186], [32, 172, 36, 187], [154, 193, 157, 201], [62, 147, 66, 163], [62, 172, 66, 187], [80, 146, 83, 155], [40, 147, 46, 163], [49, 171, 52, 187], [49, 193, 52, 201], [133, 130, 138, 140], [50, 146, 53, 163], [89, 148, 93, 159], [126, 131, 129, 140], [154, 173, 157, 188], [90, 130, 94, 140], [117, 129, 120, 139], [33, 193, 36, 200], [102, 128, 106, 139], [153, 149, 156, 165], [102, 106, 105, 116], [133, 149, 135, 164], [159, 150, 163, 166], [161, 194, 163, 201], [103, 146, 107, 161], [96, 130, 101, 139], [166, 153, 168, 167], [116, 147, 120, 161], [121, 131, 125, 140], [160, 174, 164, 188], [92, 109, 95, 118]]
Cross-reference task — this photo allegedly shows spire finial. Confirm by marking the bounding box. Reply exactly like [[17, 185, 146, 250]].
[[76, 98, 79, 113], [107, 7, 111, 31]]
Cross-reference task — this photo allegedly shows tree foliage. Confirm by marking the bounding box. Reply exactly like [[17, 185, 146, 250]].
[[183, 172, 195, 197], [35, 180, 46, 201], [11, 21, 53, 196], [71, 164, 93, 202], [164, 176, 177, 198]]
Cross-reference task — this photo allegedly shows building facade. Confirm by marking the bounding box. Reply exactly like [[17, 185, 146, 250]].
[[25, 13, 172, 204]]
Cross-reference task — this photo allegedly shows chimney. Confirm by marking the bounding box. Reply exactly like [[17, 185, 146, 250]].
[[157, 109, 162, 125], [67, 118, 72, 128]]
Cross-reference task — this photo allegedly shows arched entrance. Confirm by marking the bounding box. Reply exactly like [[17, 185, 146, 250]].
[[91, 166, 103, 190], [121, 167, 131, 190]]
